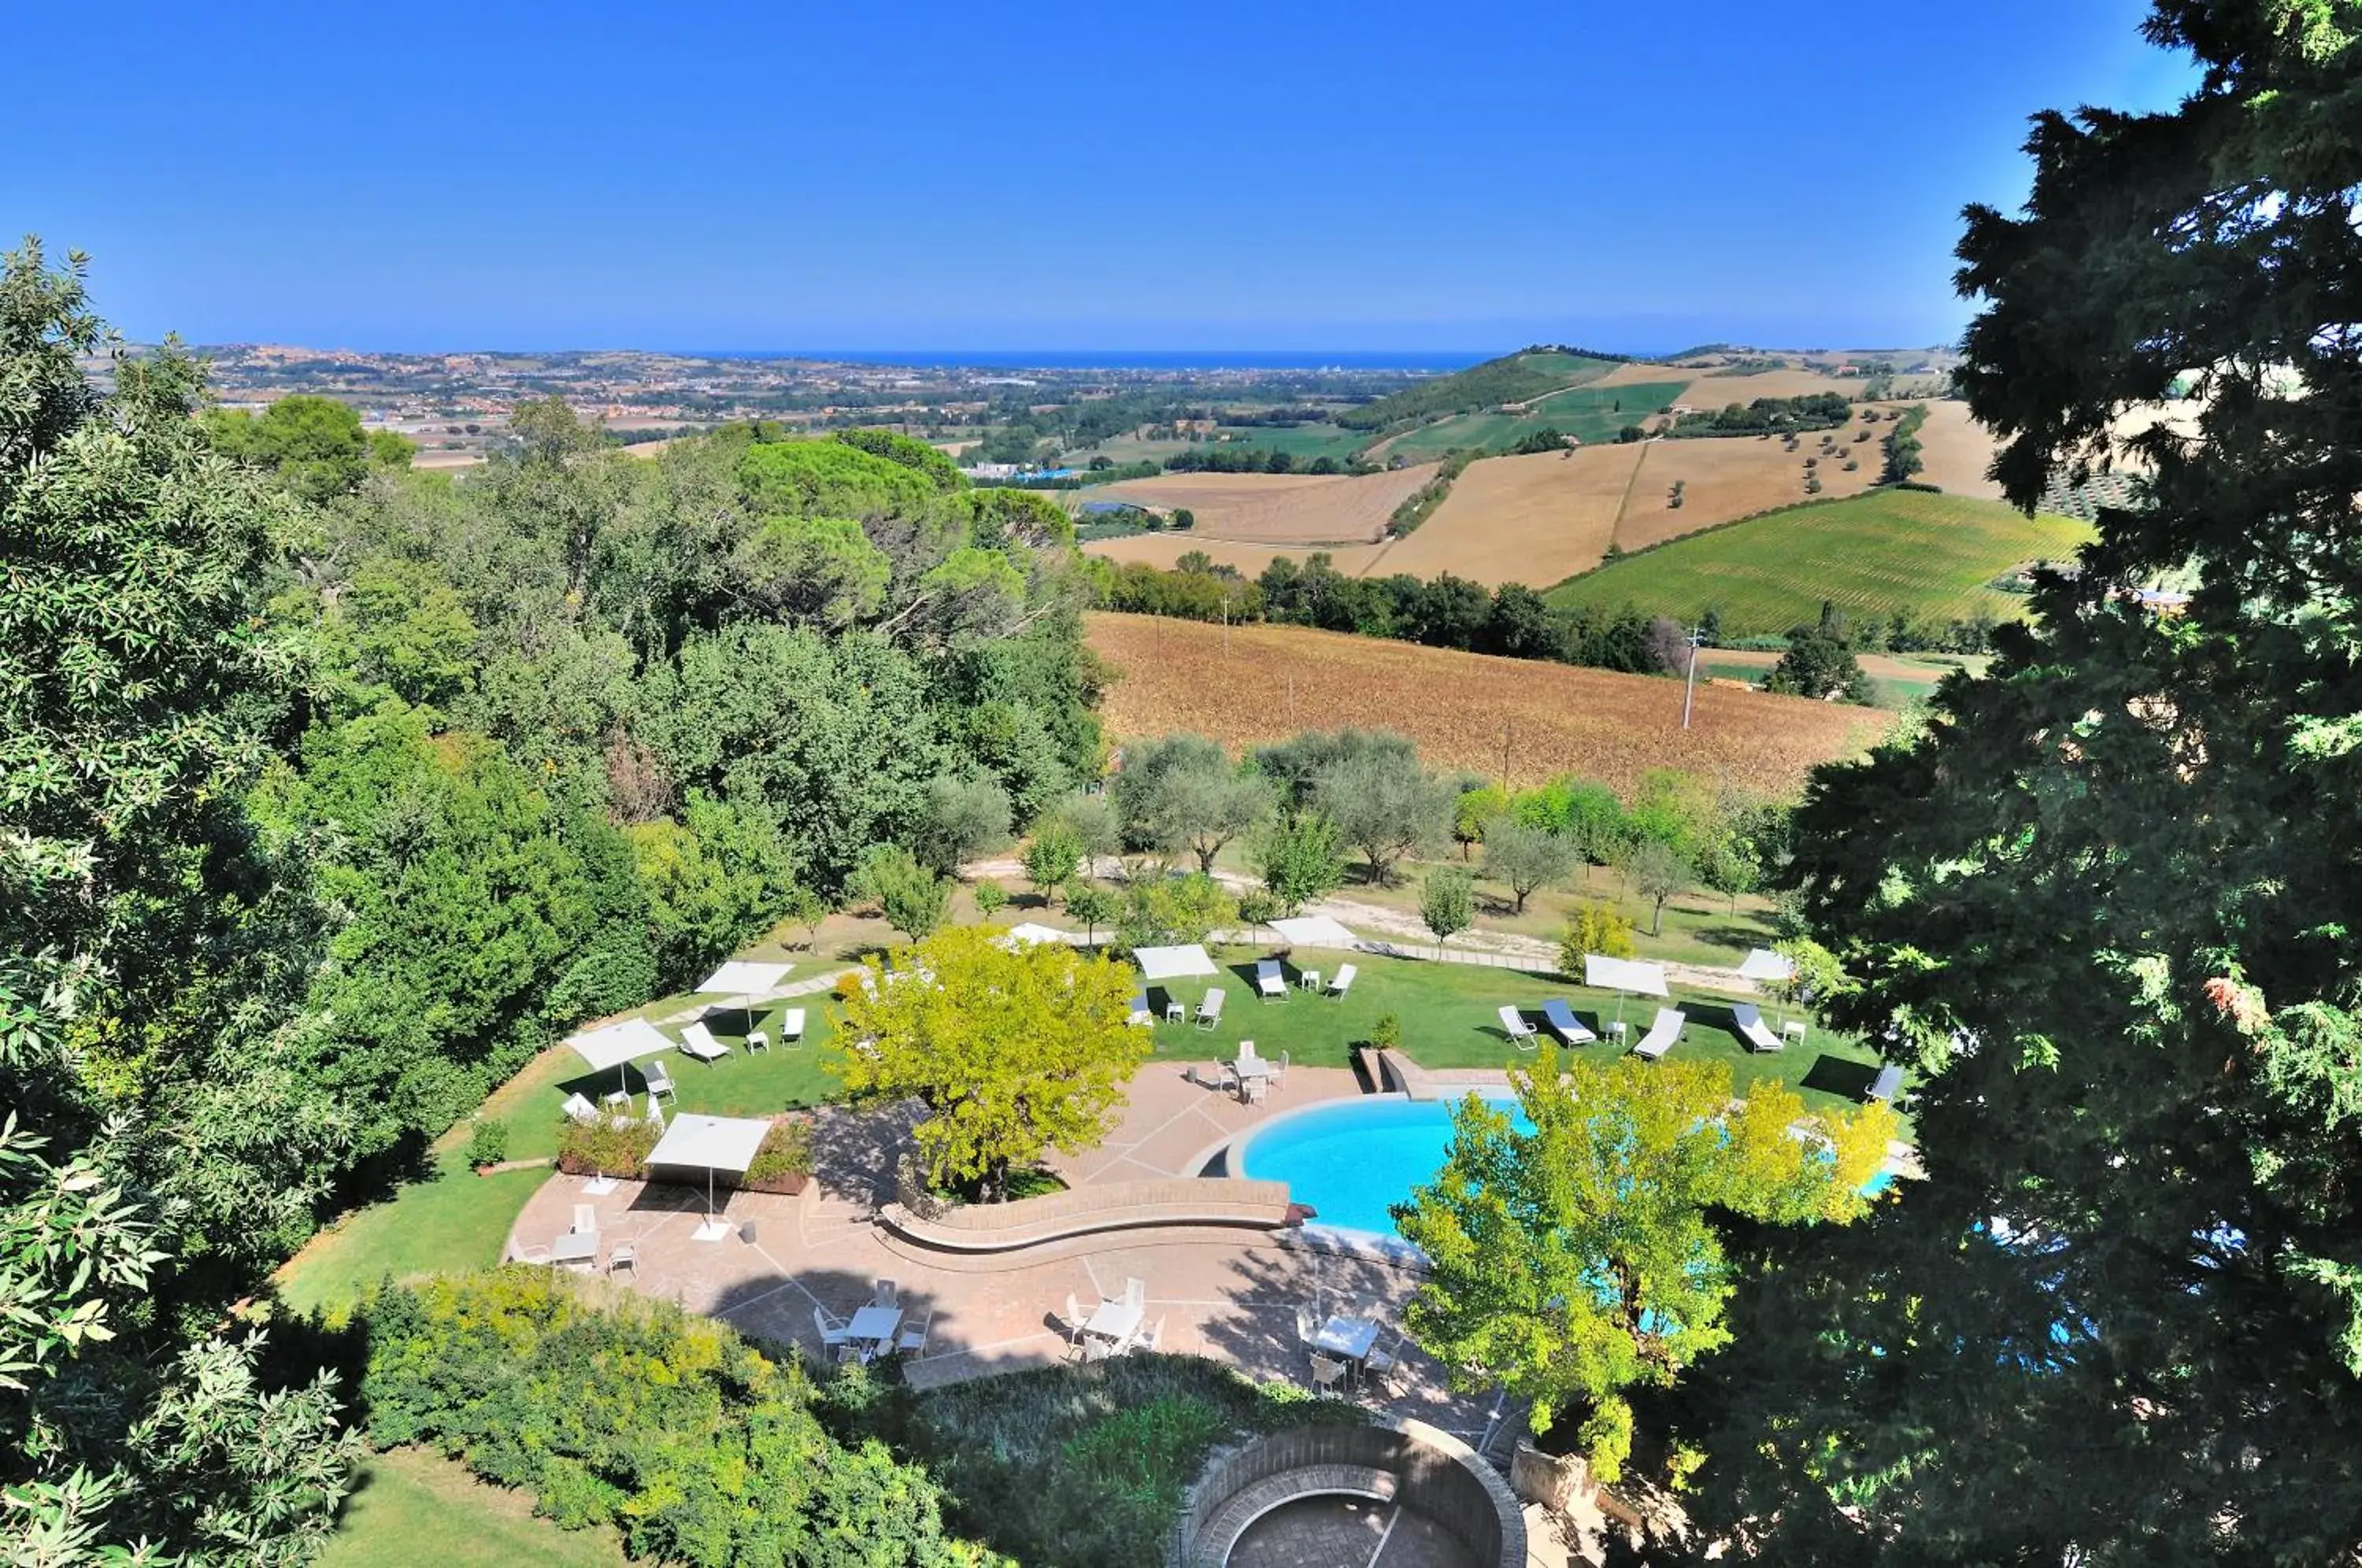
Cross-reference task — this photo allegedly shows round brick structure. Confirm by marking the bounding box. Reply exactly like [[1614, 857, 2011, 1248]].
[[1171, 1419, 1526, 1568]]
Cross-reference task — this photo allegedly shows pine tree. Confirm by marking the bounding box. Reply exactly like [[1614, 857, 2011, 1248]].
[[1676, 9, 2362, 1559]]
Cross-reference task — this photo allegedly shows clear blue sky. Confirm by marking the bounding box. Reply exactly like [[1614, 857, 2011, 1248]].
[[6, 1, 2193, 355]]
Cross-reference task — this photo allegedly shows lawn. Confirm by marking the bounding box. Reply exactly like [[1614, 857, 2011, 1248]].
[[1382, 380, 1694, 460], [275, 988, 849, 1312], [1546, 488, 2091, 637], [1139, 949, 1892, 1118], [321, 1448, 625, 1568]]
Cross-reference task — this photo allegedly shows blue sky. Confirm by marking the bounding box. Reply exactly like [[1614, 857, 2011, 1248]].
[[6, 1, 2192, 355]]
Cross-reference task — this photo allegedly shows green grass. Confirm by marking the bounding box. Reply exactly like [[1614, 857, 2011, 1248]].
[[276, 991, 847, 1312], [1546, 488, 2091, 637], [1209, 422, 1372, 460], [1383, 379, 1692, 459], [1140, 950, 1889, 1118], [322, 1448, 625, 1568]]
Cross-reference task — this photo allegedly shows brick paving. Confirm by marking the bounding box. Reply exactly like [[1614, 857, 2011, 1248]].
[[505, 1060, 1514, 1441]]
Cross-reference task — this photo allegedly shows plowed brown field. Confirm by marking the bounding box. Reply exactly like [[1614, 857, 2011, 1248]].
[[1086, 612, 1889, 799], [1612, 428, 1886, 551], [1909, 400, 2005, 499], [1379, 446, 1642, 586], [1086, 464, 1439, 543]]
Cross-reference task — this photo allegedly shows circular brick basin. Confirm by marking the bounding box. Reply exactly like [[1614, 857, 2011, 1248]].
[[1172, 1421, 1523, 1568]]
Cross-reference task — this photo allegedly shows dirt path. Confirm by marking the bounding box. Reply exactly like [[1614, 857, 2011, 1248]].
[[962, 857, 1759, 993]]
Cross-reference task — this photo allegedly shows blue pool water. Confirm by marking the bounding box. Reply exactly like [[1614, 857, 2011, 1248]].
[[1236, 1096, 1894, 1240]]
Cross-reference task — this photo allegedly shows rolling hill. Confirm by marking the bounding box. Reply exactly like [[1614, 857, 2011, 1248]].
[[1545, 489, 2090, 636], [1337, 346, 1625, 431]]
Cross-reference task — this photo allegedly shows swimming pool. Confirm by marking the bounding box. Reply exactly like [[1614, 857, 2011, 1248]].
[[1235, 1095, 1893, 1240]]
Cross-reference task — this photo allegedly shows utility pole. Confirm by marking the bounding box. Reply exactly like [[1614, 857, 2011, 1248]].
[[1681, 624, 1707, 730]]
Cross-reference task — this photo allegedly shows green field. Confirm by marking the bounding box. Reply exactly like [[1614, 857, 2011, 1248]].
[[1547, 489, 2090, 636], [1382, 379, 1692, 460], [1210, 421, 1372, 460]]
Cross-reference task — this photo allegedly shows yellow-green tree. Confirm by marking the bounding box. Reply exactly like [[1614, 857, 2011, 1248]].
[[1394, 1048, 1892, 1482], [831, 924, 1148, 1200]]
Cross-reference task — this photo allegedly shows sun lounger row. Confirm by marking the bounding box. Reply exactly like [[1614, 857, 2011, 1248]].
[[679, 1010, 805, 1063]]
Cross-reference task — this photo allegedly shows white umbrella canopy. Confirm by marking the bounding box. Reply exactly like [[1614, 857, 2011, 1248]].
[[999, 922, 1079, 947], [1738, 948, 1796, 985], [1583, 954, 1670, 1030], [1133, 944, 1218, 982], [647, 1113, 774, 1241], [565, 1018, 676, 1082], [1267, 915, 1360, 949]]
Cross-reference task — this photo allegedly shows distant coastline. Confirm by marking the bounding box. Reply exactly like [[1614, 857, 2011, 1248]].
[[672, 348, 1490, 372]]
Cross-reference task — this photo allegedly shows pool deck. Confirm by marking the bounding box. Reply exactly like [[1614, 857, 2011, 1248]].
[[506, 1063, 1516, 1447]]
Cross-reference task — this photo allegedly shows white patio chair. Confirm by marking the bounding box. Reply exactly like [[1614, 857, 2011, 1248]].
[[1135, 1317, 1164, 1355], [1194, 988, 1227, 1030], [1309, 1353, 1352, 1397], [1124, 1277, 1146, 1311], [896, 1313, 929, 1355], [642, 1060, 677, 1101], [679, 1020, 731, 1063], [562, 1092, 601, 1126], [1272, 1049, 1289, 1085], [813, 1306, 853, 1355], [1256, 959, 1287, 1002], [1327, 963, 1357, 999], [780, 1008, 808, 1048], [1499, 1004, 1538, 1051], [1632, 1007, 1687, 1061], [873, 1278, 898, 1307], [1732, 1003, 1783, 1053], [607, 1241, 638, 1274], [1295, 1307, 1320, 1346], [1064, 1292, 1088, 1346]]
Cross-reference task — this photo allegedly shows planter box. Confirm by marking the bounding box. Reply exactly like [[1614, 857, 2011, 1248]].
[[742, 1170, 810, 1196], [1511, 1441, 1594, 1512]]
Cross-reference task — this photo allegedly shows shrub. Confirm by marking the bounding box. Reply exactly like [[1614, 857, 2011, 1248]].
[[555, 1116, 658, 1179], [972, 879, 1008, 918], [1235, 887, 1283, 926], [466, 1117, 509, 1167], [1560, 902, 1638, 968], [1369, 1011, 1405, 1052], [361, 1272, 982, 1566], [744, 1115, 815, 1191]]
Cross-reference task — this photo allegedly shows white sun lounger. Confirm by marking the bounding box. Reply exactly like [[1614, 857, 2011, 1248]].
[[1542, 998, 1596, 1045], [642, 1060, 676, 1101], [1195, 988, 1227, 1030], [1327, 963, 1357, 999], [779, 1008, 806, 1047], [1867, 1064, 1905, 1103], [1256, 959, 1287, 1002], [1631, 1007, 1686, 1060], [1732, 1003, 1783, 1053], [679, 1021, 731, 1063], [1498, 1005, 1538, 1050]]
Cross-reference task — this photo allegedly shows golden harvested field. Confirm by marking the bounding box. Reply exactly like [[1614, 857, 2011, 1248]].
[[1083, 534, 1387, 577], [1909, 401, 2005, 498], [1381, 446, 1643, 586], [1612, 425, 1886, 552], [1086, 612, 1890, 800], [1087, 464, 1439, 543], [1674, 368, 1870, 405]]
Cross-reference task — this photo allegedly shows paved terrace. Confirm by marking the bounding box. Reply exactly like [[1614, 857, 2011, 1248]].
[[506, 1063, 1515, 1444]]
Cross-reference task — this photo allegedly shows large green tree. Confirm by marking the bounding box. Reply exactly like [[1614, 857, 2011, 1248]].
[[831, 925, 1146, 1201], [1679, 8, 2362, 1559], [0, 241, 357, 1562], [1396, 1051, 1890, 1485]]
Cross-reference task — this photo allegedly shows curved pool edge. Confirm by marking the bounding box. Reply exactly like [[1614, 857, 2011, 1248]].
[[1185, 1090, 1414, 1184]]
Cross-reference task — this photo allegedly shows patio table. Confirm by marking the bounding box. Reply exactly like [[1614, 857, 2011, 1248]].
[[1312, 1315, 1380, 1363], [1165, 1000, 1185, 1023], [847, 1304, 903, 1358], [1298, 968, 1321, 992], [550, 1230, 598, 1270]]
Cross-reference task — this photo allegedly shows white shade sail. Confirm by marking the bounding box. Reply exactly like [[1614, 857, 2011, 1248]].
[[1133, 943, 1218, 982], [698, 960, 793, 997], [564, 1017, 677, 1074], [1583, 955, 1670, 997], [646, 1113, 773, 1177], [1268, 915, 1361, 949], [1000, 922, 1079, 947], [1738, 948, 1796, 984]]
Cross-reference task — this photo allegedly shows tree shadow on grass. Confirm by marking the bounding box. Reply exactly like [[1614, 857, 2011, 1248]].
[[1799, 1054, 1881, 1101], [1690, 922, 1773, 953]]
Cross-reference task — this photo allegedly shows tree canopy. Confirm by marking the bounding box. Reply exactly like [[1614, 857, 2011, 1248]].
[[1677, 7, 2362, 1559], [831, 926, 1146, 1201], [1395, 1051, 1891, 1485]]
